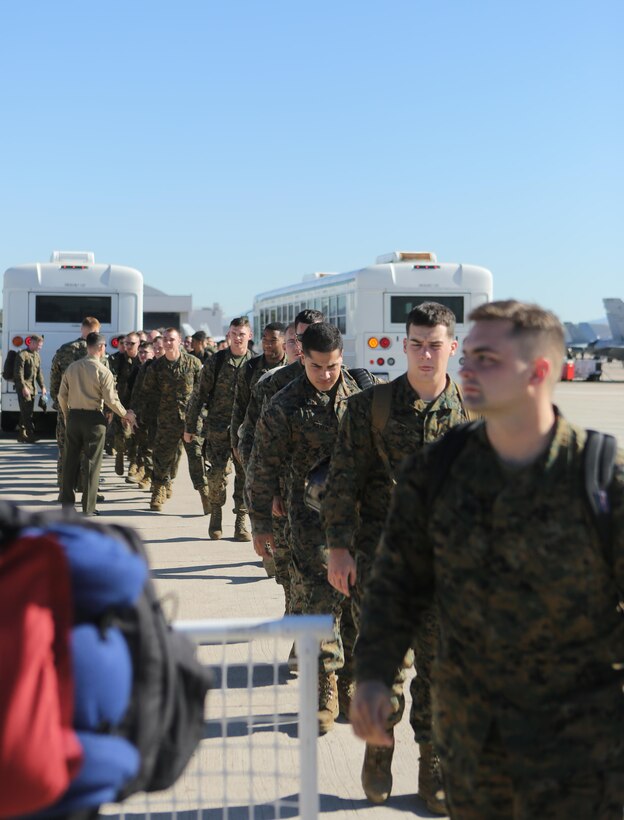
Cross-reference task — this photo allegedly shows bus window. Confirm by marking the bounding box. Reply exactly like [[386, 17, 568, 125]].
[[35, 294, 113, 324], [390, 295, 465, 324]]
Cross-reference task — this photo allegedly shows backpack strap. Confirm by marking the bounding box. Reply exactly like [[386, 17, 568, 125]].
[[584, 430, 617, 563], [206, 348, 228, 405], [348, 367, 376, 391], [370, 382, 396, 483]]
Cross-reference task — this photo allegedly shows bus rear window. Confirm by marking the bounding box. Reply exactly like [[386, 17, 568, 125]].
[[35, 295, 112, 324], [390, 295, 464, 324]]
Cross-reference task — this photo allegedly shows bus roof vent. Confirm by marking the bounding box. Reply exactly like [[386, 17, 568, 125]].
[[376, 251, 438, 264], [51, 250, 95, 268], [301, 272, 338, 282]]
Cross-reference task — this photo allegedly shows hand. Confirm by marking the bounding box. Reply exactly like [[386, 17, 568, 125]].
[[22, 387, 32, 399], [252, 532, 275, 559], [42, 387, 47, 395], [183, 431, 195, 443], [327, 548, 357, 596], [272, 495, 286, 517], [349, 681, 394, 747]]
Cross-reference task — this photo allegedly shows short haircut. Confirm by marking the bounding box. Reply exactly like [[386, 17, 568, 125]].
[[406, 302, 456, 338], [164, 327, 180, 337], [469, 300, 566, 364], [295, 308, 324, 327], [125, 331, 140, 340], [29, 333, 43, 343], [81, 316, 101, 331], [86, 332, 106, 348], [263, 322, 286, 335], [301, 322, 343, 355], [139, 341, 153, 350], [192, 330, 207, 342], [285, 322, 296, 334], [229, 317, 251, 329]]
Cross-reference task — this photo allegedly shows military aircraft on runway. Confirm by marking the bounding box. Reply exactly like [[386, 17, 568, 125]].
[[588, 298, 624, 361], [564, 321, 598, 354]]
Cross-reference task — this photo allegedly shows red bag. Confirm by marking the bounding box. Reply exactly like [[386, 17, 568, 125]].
[[0, 534, 83, 817]]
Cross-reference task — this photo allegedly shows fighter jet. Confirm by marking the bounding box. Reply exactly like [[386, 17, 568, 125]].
[[564, 321, 598, 354], [588, 298, 624, 361]]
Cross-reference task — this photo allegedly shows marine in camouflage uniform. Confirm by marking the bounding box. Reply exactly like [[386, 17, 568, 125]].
[[128, 352, 157, 487], [141, 334, 204, 510], [246, 323, 360, 733], [14, 337, 46, 442], [185, 320, 253, 539], [109, 336, 141, 475], [353, 301, 624, 819]]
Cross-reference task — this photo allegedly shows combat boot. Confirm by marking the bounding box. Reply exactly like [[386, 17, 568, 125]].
[[198, 486, 211, 515], [318, 671, 339, 735], [337, 676, 355, 720], [138, 471, 152, 490], [165, 482, 173, 499], [418, 742, 447, 815], [125, 463, 141, 483], [234, 512, 252, 542], [362, 737, 394, 804], [209, 505, 223, 540], [149, 482, 167, 511], [115, 450, 124, 476]]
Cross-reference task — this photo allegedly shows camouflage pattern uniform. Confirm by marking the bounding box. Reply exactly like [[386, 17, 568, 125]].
[[14, 348, 45, 441], [355, 415, 624, 818], [230, 353, 288, 452], [185, 348, 253, 513], [129, 357, 157, 483], [109, 349, 140, 465], [141, 352, 204, 491], [322, 375, 468, 737], [246, 369, 361, 673], [238, 361, 303, 609]]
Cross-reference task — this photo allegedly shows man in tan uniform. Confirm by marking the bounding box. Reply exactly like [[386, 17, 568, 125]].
[[58, 332, 136, 516]]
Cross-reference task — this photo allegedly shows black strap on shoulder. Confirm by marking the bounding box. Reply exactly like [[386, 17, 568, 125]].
[[206, 348, 228, 403], [348, 367, 376, 391], [369, 382, 395, 482], [426, 421, 481, 507], [584, 430, 617, 561]]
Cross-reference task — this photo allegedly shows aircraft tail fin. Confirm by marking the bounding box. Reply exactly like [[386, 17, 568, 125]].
[[603, 298, 624, 343]]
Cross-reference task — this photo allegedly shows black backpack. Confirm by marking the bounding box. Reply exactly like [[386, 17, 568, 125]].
[[2, 349, 17, 382], [0, 502, 212, 807]]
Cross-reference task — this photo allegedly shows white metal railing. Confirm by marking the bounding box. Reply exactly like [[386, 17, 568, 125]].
[[104, 615, 333, 820]]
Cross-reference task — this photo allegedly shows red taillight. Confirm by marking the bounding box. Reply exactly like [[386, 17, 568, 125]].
[[111, 337, 120, 348], [12, 335, 24, 346], [380, 337, 391, 349], [377, 357, 385, 366]]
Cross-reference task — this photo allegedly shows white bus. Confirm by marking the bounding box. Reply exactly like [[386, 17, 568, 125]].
[[252, 251, 493, 381], [1, 250, 143, 431]]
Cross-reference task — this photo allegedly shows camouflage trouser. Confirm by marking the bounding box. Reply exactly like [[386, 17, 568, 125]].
[[289, 516, 351, 675], [153, 419, 206, 489], [443, 727, 624, 819], [205, 430, 246, 512], [17, 392, 36, 440], [271, 515, 292, 602], [135, 421, 154, 478], [354, 552, 435, 740]]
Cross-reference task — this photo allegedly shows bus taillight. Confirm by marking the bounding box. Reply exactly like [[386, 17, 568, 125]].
[[380, 337, 391, 349], [367, 337, 379, 349], [12, 335, 23, 346]]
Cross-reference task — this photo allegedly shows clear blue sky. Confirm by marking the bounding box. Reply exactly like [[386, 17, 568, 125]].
[[1, 0, 621, 322]]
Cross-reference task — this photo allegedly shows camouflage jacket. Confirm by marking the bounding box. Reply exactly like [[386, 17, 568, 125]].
[[355, 414, 624, 780], [230, 353, 288, 450], [246, 370, 360, 536], [109, 352, 140, 405], [141, 353, 202, 425], [185, 348, 253, 437], [49, 338, 87, 404], [129, 358, 157, 423], [322, 374, 468, 557], [14, 350, 45, 393], [238, 361, 304, 466]]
